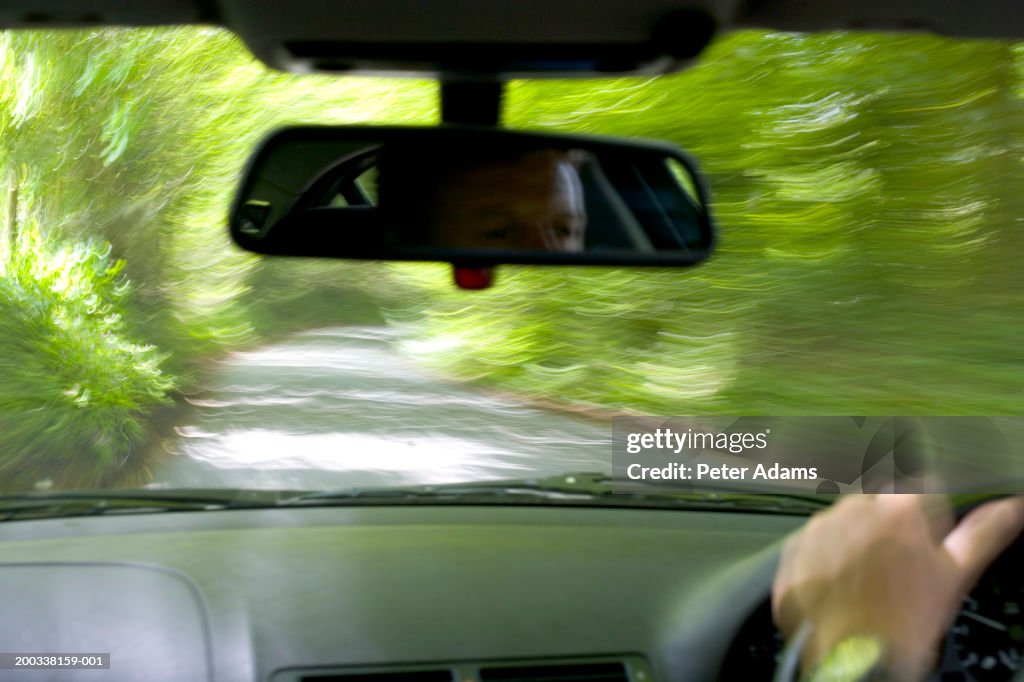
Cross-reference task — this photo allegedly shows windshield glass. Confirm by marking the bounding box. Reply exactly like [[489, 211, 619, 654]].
[[0, 27, 1020, 497]]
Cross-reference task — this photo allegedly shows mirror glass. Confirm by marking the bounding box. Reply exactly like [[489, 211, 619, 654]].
[[232, 126, 715, 266]]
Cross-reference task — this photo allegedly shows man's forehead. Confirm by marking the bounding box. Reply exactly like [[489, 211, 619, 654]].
[[451, 155, 577, 186]]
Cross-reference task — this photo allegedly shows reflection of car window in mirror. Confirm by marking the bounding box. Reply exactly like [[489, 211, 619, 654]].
[[377, 144, 589, 253], [329, 165, 379, 207]]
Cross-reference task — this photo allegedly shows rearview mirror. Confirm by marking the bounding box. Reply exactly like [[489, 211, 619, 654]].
[[231, 126, 715, 266]]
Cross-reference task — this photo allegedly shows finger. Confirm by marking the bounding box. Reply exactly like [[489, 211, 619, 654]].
[[772, 532, 802, 618], [771, 591, 802, 638], [944, 496, 1024, 587], [918, 493, 955, 542], [877, 493, 953, 543]]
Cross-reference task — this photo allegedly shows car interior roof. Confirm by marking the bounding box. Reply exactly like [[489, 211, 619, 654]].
[[0, 0, 1019, 76]]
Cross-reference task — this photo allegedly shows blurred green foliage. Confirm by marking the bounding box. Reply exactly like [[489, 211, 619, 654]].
[[0, 228, 171, 489], [406, 32, 1024, 415], [0, 27, 1021, 488]]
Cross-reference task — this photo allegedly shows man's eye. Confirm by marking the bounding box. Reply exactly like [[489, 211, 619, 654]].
[[483, 228, 511, 240]]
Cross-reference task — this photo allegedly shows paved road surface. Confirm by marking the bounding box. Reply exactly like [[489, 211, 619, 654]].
[[151, 327, 611, 490]]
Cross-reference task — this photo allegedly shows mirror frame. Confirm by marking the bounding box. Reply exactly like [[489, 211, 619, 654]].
[[230, 125, 717, 267]]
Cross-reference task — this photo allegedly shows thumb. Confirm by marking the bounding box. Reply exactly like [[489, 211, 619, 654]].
[[943, 496, 1024, 588]]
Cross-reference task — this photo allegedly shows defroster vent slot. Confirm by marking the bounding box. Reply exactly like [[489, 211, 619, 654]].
[[301, 670, 454, 682], [479, 662, 629, 682]]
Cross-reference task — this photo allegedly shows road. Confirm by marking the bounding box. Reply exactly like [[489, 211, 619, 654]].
[[151, 327, 612, 490]]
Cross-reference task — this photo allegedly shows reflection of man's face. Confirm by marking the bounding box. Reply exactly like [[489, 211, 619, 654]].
[[430, 149, 587, 252]]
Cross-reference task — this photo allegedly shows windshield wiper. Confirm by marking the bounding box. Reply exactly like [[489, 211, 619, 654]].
[[0, 476, 833, 521], [0, 489, 285, 522], [287, 471, 833, 514]]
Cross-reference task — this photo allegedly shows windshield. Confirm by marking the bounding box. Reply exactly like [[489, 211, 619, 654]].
[[0, 28, 1020, 499]]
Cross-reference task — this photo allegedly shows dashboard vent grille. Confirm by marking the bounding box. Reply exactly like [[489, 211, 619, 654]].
[[479, 663, 629, 682], [301, 671, 454, 682]]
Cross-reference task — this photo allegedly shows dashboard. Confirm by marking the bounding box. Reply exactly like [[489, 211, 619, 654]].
[[0, 504, 1019, 681]]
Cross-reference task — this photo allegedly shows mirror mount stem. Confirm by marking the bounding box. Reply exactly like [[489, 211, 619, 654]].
[[440, 79, 504, 288], [439, 79, 504, 126]]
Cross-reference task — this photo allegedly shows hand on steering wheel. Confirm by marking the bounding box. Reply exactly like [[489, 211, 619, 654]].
[[772, 494, 1024, 681]]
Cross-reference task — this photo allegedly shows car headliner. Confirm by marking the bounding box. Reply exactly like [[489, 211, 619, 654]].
[[0, 0, 1019, 77]]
